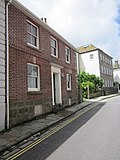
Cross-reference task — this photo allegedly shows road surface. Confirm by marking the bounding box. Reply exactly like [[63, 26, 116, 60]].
[[47, 96, 120, 160], [5, 95, 120, 160]]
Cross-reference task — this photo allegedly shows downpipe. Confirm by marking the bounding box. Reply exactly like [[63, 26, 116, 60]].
[[5, 0, 12, 129]]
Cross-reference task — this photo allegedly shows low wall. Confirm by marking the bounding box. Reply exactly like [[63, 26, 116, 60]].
[[89, 87, 118, 99]]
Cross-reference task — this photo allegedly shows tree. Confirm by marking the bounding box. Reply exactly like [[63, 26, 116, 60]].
[[78, 72, 103, 98]]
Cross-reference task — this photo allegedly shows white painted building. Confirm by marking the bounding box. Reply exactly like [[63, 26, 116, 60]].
[[78, 44, 114, 88], [113, 61, 120, 91], [0, 0, 5, 130]]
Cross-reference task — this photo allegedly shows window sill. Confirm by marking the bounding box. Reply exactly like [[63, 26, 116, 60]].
[[27, 91, 43, 95], [27, 43, 42, 52], [51, 54, 58, 59], [66, 61, 70, 64], [67, 89, 72, 92]]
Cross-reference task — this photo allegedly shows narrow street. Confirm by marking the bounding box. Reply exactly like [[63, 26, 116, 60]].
[[5, 95, 120, 160], [47, 96, 120, 160]]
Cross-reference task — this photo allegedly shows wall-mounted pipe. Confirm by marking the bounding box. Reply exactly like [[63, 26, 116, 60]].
[[6, 0, 12, 129]]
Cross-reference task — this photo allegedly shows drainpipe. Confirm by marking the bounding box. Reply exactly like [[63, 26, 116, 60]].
[[6, 0, 12, 129], [78, 52, 83, 102]]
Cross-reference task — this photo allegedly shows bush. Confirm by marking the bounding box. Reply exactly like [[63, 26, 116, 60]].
[[78, 72, 103, 98]]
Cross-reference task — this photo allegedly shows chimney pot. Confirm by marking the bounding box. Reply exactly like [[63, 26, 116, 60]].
[[44, 18, 47, 23]]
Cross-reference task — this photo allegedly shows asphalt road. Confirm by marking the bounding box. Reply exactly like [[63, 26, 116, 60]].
[[47, 96, 120, 160], [14, 101, 104, 160], [6, 95, 120, 160]]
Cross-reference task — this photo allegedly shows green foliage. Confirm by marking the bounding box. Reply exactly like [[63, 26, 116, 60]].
[[78, 71, 103, 98]]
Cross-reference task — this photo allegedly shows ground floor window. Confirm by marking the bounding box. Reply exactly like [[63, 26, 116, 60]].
[[27, 63, 40, 91]]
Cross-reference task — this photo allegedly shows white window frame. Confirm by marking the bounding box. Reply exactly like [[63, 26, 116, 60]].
[[65, 46, 70, 64], [27, 20, 39, 49], [67, 74, 72, 90], [27, 63, 40, 91], [51, 36, 58, 58]]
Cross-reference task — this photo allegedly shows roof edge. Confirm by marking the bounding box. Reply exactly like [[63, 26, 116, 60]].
[[78, 46, 113, 59], [12, 0, 76, 50]]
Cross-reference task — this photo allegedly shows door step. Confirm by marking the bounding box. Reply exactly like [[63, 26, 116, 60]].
[[52, 104, 63, 112]]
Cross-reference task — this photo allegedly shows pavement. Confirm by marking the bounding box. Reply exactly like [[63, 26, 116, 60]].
[[0, 93, 119, 155]]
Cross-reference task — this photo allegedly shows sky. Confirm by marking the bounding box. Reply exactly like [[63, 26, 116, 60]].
[[18, 0, 120, 62]]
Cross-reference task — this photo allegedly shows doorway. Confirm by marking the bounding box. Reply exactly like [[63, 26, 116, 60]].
[[51, 66, 62, 106]]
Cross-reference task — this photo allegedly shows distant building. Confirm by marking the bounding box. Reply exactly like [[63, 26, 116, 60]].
[[78, 44, 114, 88], [113, 60, 120, 91]]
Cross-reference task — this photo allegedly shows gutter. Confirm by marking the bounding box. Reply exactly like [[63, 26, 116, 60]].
[[5, 0, 12, 129]]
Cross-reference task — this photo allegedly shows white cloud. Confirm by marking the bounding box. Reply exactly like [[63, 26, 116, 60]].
[[18, 0, 120, 61]]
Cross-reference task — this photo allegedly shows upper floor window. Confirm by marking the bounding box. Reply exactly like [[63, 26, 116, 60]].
[[65, 46, 70, 63], [103, 55, 104, 61], [51, 36, 58, 57], [67, 74, 72, 90], [27, 20, 39, 48], [101, 66, 103, 73], [27, 63, 40, 91], [100, 54, 102, 60], [104, 66, 106, 74], [90, 54, 94, 60], [74, 52, 77, 64]]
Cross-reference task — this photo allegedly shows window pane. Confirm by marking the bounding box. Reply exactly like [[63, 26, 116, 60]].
[[27, 34, 32, 44], [28, 77, 38, 88], [33, 77, 36, 88], [32, 36, 37, 46], [51, 38, 56, 47], [28, 77, 34, 88], [32, 26, 37, 36], [28, 64, 32, 75], [33, 66, 38, 76], [27, 22, 31, 32], [35, 77, 38, 88], [67, 54, 69, 62], [51, 47, 56, 56]]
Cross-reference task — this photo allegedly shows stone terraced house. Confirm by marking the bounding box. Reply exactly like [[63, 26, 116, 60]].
[[8, 0, 79, 127]]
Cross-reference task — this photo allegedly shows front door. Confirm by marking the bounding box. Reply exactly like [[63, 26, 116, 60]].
[[51, 66, 62, 106], [53, 73, 56, 104]]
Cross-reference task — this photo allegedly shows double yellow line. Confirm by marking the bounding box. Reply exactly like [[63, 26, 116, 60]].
[[6, 103, 96, 160]]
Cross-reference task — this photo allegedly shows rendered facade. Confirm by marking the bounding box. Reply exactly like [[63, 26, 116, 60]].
[[78, 44, 114, 88]]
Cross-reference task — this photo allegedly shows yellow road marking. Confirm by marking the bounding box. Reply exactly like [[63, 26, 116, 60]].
[[6, 103, 97, 160]]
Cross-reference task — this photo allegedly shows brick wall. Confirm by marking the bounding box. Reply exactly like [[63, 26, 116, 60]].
[[9, 4, 79, 127]]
